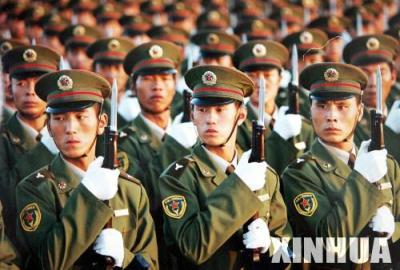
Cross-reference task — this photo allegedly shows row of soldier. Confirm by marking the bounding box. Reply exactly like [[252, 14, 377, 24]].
[[1, 0, 400, 269]]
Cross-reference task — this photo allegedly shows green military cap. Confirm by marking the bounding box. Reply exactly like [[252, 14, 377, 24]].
[[233, 40, 289, 71], [68, 0, 99, 12], [0, 39, 27, 56], [94, 2, 123, 22], [39, 14, 69, 37], [191, 30, 241, 57], [300, 62, 368, 101], [35, 70, 110, 114], [166, 2, 195, 22], [60, 24, 103, 50], [196, 10, 230, 30], [2, 45, 60, 78], [123, 40, 183, 77], [232, 0, 264, 20], [234, 18, 278, 41], [87, 37, 135, 64], [344, 6, 375, 29], [21, 6, 46, 27], [148, 26, 190, 47], [307, 16, 351, 38], [343, 34, 399, 66], [140, 0, 165, 15], [185, 65, 254, 106], [120, 15, 152, 36], [270, 4, 304, 25], [282, 28, 328, 56]]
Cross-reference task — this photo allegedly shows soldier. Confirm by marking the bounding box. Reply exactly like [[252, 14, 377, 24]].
[[160, 65, 291, 269], [233, 40, 315, 175], [16, 69, 158, 269], [0, 45, 60, 249], [282, 62, 400, 268]]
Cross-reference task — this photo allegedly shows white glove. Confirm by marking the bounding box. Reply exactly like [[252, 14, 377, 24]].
[[354, 140, 387, 183], [385, 100, 400, 134], [167, 120, 198, 149], [118, 94, 141, 122], [273, 106, 302, 140], [39, 127, 59, 154], [93, 228, 124, 267], [172, 112, 184, 125], [243, 218, 271, 253], [81, 156, 120, 200], [235, 150, 267, 192], [369, 206, 395, 239]]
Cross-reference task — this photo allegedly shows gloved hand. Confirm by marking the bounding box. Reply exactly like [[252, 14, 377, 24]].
[[167, 119, 198, 149], [235, 150, 267, 192], [81, 156, 120, 200], [40, 127, 59, 154], [354, 140, 387, 183], [385, 100, 400, 134], [273, 106, 302, 140], [118, 94, 141, 122], [93, 228, 124, 267], [243, 218, 271, 253], [369, 205, 395, 239]]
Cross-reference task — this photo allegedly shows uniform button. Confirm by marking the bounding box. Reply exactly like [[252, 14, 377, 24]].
[[203, 170, 210, 175], [58, 181, 67, 191], [323, 163, 331, 169], [140, 134, 148, 141]]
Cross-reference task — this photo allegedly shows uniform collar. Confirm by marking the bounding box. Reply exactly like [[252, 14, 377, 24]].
[[202, 145, 238, 174], [318, 138, 356, 165], [5, 112, 39, 150], [16, 113, 40, 140], [130, 115, 161, 149], [50, 154, 83, 194], [139, 113, 171, 143]]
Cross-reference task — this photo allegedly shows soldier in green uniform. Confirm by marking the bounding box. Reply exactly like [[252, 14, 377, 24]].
[[160, 65, 292, 269], [0, 45, 60, 249], [282, 62, 400, 268], [0, 201, 19, 270], [87, 36, 136, 127], [233, 40, 314, 175], [16, 69, 158, 269]]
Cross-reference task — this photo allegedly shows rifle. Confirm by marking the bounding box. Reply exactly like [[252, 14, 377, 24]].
[[181, 89, 192, 123], [287, 45, 300, 115], [368, 67, 385, 151], [244, 75, 266, 268]]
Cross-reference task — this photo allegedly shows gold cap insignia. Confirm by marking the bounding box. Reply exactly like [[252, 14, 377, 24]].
[[149, 44, 163, 58], [0, 42, 12, 54], [176, 2, 184, 10], [283, 8, 292, 16], [300, 31, 313, 44], [23, 49, 37, 62], [252, 43, 267, 57], [366, 37, 380, 50], [324, 68, 339, 82], [57, 75, 74, 91], [207, 33, 219, 45], [108, 39, 120, 51], [73, 25, 85, 36], [202, 71, 217, 86], [208, 11, 220, 21], [252, 20, 264, 31]]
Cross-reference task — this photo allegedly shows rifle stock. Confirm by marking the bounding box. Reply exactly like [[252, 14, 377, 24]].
[[287, 83, 300, 115], [368, 109, 385, 151], [181, 89, 192, 123]]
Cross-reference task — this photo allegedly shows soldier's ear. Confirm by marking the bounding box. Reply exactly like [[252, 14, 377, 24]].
[[97, 113, 108, 135], [357, 103, 364, 122], [237, 104, 247, 126]]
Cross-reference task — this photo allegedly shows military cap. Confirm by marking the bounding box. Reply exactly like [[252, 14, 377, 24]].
[[68, 0, 99, 12], [307, 16, 350, 38], [232, 0, 264, 20], [123, 40, 182, 77], [343, 34, 399, 66], [191, 30, 241, 57], [0, 39, 27, 56], [121, 15, 152, 36], [87, 37, 135, 64], [35, 70, 110, 114], [196, 10, 230, 30], [39, 14, 69, 36], [21, 6, 46, 26], [148, 26, 190, 47], [2, 45, 60, 78], [282, 28, 328, 56], [234, 18, 278, 41], [385, 26, 400, 40], [140, 0, 165, 15], [185, 65, 254, 106], [300, 62, 368, 100], [94, 3, 123, 22], [233, 40, 289, 71], [270, 4, 304, 25], [344, 6, 375, 28], [3, 1, 26, 20], [166, 2, 195, 21], [60, 24, 103, 50]]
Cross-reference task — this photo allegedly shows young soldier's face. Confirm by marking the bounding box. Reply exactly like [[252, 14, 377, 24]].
[[48, 106, 107, 159], [311, 97, 363, 149], [246, 68, 282, 106], [299, 54, 324, 73], [95, 62, 128, 96], [135, 73, 176, 114], [360, 62, 396, 108], [198, 55, 233, 67], [66, 47, 93, 70], [11, 76, 46, 119], [192, 102, 246, 146]]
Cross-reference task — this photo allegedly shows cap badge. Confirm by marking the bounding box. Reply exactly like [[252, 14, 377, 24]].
[[23, 49, 37, 62], [283, 8, 292, 16], [73, 25, 85, 36], [366, 37, 379, 50], [0, 42, 12, 54], [149, 44, 163, 58], [108, 39, 120, 51], [252, 20, 264, 31], [57, 75, 74, 91], [207, 33, 219, 45], [252, 44, 267, 57], [324, 68, 339, 82], [300, 31, 313, 44], [202, 71, 217, 86], [208, 11, 220, 21]]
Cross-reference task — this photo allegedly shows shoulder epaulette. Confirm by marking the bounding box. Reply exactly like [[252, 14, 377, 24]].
[[164, 155, 194, 179], [288, 154, 314, 170], [119, 170, 142, 186], [118, 126, 136, 140], [24, 165, 55, 185]]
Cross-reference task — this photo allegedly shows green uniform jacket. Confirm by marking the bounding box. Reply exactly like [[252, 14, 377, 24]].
[[282, 139, 400, 268], [237, 103, 315, 176], [16, 155, 158, 270], [386, 82, 400, 110], [0, 201, 20, 270], [160, 144, 292, 269]]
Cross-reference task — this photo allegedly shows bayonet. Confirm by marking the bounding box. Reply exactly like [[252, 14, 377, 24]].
[[110, 78, 118, 131], [258, 75, 265, 126], [356, 12, 363, 37], [291, 45, 299, 87]]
